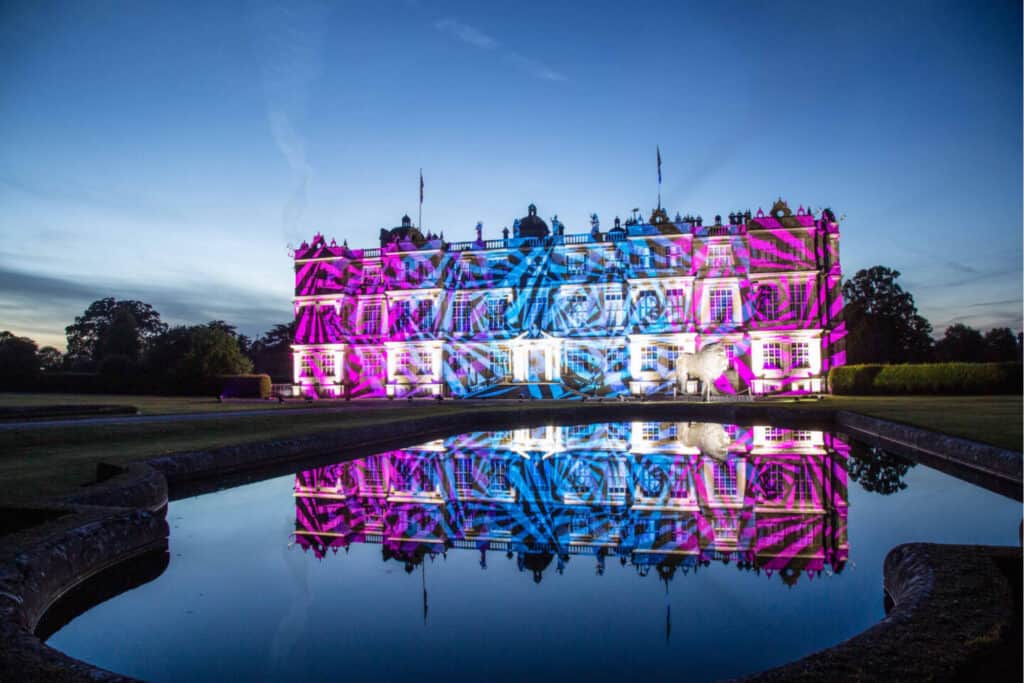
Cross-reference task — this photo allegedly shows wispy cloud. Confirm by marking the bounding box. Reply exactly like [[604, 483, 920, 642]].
[[434, 18, 498, 49], [433, 17, 566, 82]]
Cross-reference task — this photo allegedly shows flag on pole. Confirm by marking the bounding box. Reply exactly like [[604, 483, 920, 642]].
[[419, 169, 424, 204], [657, 146, 662, 185]]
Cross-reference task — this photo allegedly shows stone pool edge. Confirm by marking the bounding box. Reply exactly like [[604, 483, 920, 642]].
[[0, 402, 1020, 682]]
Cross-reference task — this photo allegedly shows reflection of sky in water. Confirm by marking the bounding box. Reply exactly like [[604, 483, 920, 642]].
[[48, 423, 1021, 683]]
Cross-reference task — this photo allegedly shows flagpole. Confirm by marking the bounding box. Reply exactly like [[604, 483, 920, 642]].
[[656, 145, 662, 210], [418, 169, 423, 231]]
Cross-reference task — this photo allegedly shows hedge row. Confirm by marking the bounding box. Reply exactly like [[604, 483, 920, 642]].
[[829, 362, 1022, 395], [32, 372, 273, 398]]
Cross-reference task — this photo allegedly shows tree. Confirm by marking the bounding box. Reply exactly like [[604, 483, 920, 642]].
[[934, 323, 985, 362], [982, 327, 1018, 362], [96, 306, 142, 360], [847, 443, 914, 495], [250, 321, 298, 381], [177, 324, 253, 386], [65, 298, 167, 368], [0, 331, 40, 388], [37, 346, 64, 372], [841, 266, 933, 364]]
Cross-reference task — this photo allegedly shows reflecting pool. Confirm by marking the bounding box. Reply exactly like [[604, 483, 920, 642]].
[[48, 422, 1021, 682]]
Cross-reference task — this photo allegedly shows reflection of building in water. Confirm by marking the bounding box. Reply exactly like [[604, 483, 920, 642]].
[[293, 423, 849, 586]]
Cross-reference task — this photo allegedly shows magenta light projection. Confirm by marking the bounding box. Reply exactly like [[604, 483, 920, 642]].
[[290, 199, 844, 398], [293, 422, 849, 585]]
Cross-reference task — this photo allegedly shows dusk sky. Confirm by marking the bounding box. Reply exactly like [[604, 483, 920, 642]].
[[1, 0, 1020, 350]]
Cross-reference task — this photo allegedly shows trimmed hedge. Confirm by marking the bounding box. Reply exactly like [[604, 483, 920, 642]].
[[830, 362, 1022, 395], [218, 374, 272, 399]]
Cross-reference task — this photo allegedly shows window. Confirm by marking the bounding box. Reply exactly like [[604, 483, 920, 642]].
[[392, 300, 413, 332], [486, 298, 507, 331], [417, 260, 431, 282], [667, 245, 682, 268], [713, 462, 737, 497], [669, 464, 689, 498], [362, 351, 384, 377], [759, 463, 784, 500], [526, 296, 546, 329], [756, 284, 779, 320], [320, 353, 335, 376], [708, 244, 731, 267], [763, 342, 782, 370], [416, 350, 433, 376], [605, 291, 625, 323], [568, 460, 593, 494], [487, 257, 504, 274], [661, 423, 678, 440], [642, 422, 660, 440], [790, 281, 807, 317], [637, 291, 659, 323], [606, 347, 627, 373], [792, 342, 810, 369], [490, 349, 510, 380], [634, 246, 651, 268], [762, 521, 786, 545], [363, 265, 381, 286], [607, 422, 629, 441], [640, 345, 658, 371], [571, 511, 591, 535], [664, 345, 679, 371], [395, 350, 412, 373], [391, 460, 412, 490], [455, 459, 473, 492], [667, 289, 686, 322], [417, 300, 434, 330], [608, 249, 625, 270], [709, 288, 733, 322], [565, 348, 591, 376], [793, 465, 813, 501], [361, 303, 381, 334], [712, 517, 737, 540], [489, 460, 509, 492], [453, 299, 472, 333], [299, 355, 313, 377], [794, 430, 813, 442], [764, 427, 785, 442], [567, 253, 585, 277], [567, 293, 589, 327]]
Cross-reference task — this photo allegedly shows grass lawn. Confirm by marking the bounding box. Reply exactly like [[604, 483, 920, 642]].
[[0, 393, 1019, 505], [0, 393, 331, 415]]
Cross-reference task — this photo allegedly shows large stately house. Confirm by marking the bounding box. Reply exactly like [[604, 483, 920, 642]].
[[291, 199, 845, 398]]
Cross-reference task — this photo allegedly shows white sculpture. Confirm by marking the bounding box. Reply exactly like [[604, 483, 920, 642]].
[[681, 422, 731, 460], [675, 343, 729, 402]]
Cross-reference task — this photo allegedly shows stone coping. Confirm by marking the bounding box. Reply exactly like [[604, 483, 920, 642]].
[[0, 402, 1020, 681]]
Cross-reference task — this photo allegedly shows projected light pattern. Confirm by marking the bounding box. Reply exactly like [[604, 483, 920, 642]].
[[291, 199, 844, 398], [293, 422, 849, 585]]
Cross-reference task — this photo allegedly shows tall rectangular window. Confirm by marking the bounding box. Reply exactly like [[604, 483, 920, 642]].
[[708, 244, 731, 267], [363, 265, 381, 286], [637, 291, 658, 323], [486, 298, 506, 331], [299, 355, 313, 377], [763, 342, 782, 369], [417, 260, 431, 282], [756, 285, 779, 320], [490, 349, 510, 380], [453, 300, 472, 333], [605, 291, 625, 324], [320, 353, 335, 376], [792, 342, 810, 369], [489, 460, 510, 493], [709, 288, 733, 322], [713, 462, 737, 497], [640, 345, 658, 371], [606, 347, 627, 373], [362, 351, 384, 377], [793, 465, 812, 501], [361, 303, 381, 334], [642, 422, 660, 441], [608, 249, 625, 270], [395, 350, 412, 373], [565, 348, 591, 376], [567, 253, 586, 277], [667, 289, 686, 322], [392, 300, 413, 332], [790, 281, 807, 317], [635, 246, 651, 269], [667, 245, 682, 268], [417, 300, 434, 330], [567, 293, 589, 327], [416, 350, 433, 376], [455, 459, 473, 492]]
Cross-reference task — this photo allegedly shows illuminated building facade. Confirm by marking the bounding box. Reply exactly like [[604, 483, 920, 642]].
[[293, 422, 850, 585], [292, 199, 844, 398]]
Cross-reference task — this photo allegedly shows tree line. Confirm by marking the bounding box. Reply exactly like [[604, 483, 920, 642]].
[[0, 265, 1020, 393]]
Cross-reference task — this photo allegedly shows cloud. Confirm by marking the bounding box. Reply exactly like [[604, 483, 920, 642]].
[[504, 52, 567, 82], [0, 172, 186, 223], [433, 17, 566, 82], [434, 18, 498, 49]]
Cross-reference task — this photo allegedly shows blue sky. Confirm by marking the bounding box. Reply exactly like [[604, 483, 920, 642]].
[[1, 0, 1020, 349]]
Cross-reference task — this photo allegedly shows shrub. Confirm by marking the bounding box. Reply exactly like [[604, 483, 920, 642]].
[[219, 374, 272, 399], [829, 362, 1022, 395]]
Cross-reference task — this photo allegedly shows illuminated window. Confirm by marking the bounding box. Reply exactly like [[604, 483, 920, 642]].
[[568, 460, 593, 493], [637, 291, 659, 323], [669, 464, 688, 497], [299, 355, 313, 377], [661, 423, 678, 440], [392, 300, 413, 332], [571, 511, 591, 535], [490, 349, 510, 380], [455, 459, 473, 492], [764, 427, 785, 441], [667, 245, 682, 268], [608, 468, 627, 497], [793, 466, 812, 501], [605, 291, 625, 323], [363, 265, 380, 285], [320, 353, 335, 376], [567, 253, 585, 276], [642, 422, 660, 440], [417, 260, 431, 281], [713, 517, 737, 540], [664, 345, 679, 371], [709, 288, 733, 322], [416, 350, 433, 375], [640, 345, 658, 371], [790, 281, 807, 316], [713, 462, 737, 497], [606, 347, 627, 373], [762, 521, 786, 544], [607, 422, 629, 441], [417, 300, 434, 330], [395, 350, 412, 373], [708, 244, 731, 267], [763, 342, 782, 369], [362, 351, 384, 377], [486, 298, 507, 331], [667, 289, 686, 322], [567, 293, 589, 327], [453, 300, 472, 333], [634, 246, 651, 268], [756, 284, 779, 320], [794, 429, 813, 441], [608, 249, 625, 269], [759, 463, 784, 500], [792, 342, 810, 368], [565, 348, 591, 376], [526, 296, 546, 329], [489, 460, 509, 492], [361, 303, 381, 334]]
